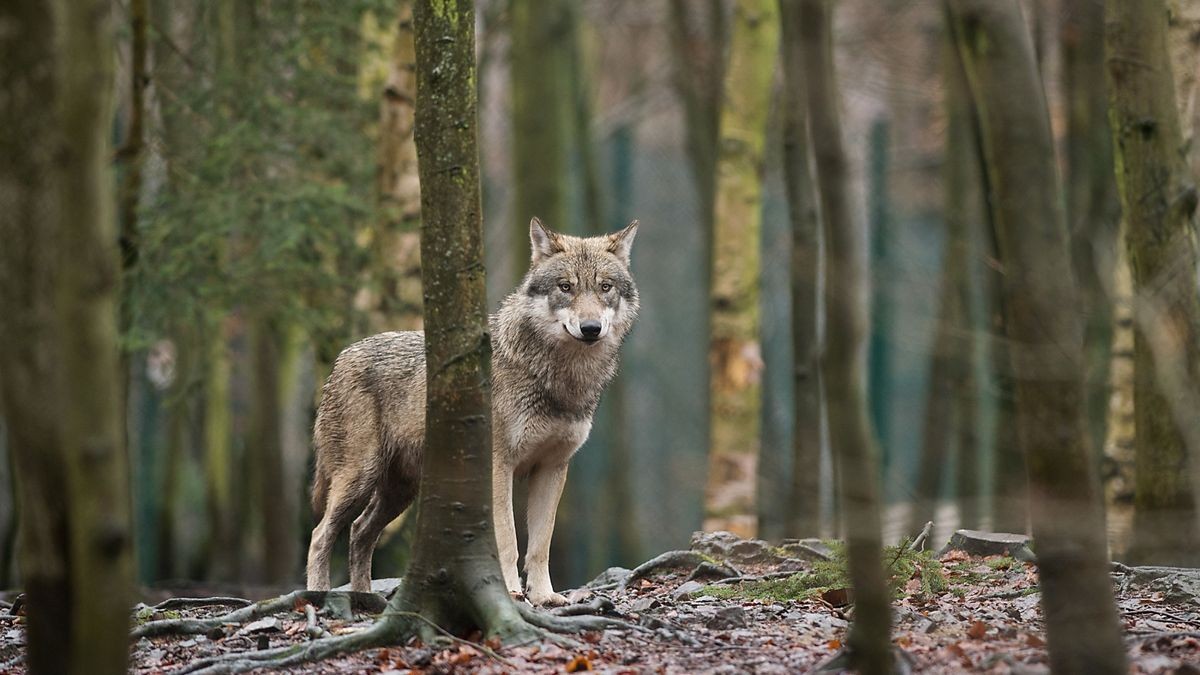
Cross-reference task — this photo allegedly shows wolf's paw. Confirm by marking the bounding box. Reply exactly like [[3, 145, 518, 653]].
[[527, 590, 569, 607]]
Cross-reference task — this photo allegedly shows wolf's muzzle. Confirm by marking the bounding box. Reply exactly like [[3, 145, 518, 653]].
[[579, 320, 602, 341]]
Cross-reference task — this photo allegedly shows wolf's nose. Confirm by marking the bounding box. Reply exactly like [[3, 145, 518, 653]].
[[580, 320, 602, 339]]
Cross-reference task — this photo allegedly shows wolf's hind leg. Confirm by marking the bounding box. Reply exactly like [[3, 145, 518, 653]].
[[305, 479, 370, 591], [524, 462, 570, 606], [348, 483, 414, 593]]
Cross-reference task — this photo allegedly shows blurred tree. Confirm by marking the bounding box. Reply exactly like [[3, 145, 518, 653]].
[[949, 1, 1127, 671], [1063, 0, 1121, 460], [365, 0, 423, 334], [777, 0, 824, 540], [1168, 0, 1200, 177], [911, 36, 980, 535], [510, 0, 573, 275], [799, 0, 892, 671], [704, 0, 779, 537], [1107, 0, 1200, 567], [866, 121, 894, 476], [0, 0, 133, 672]]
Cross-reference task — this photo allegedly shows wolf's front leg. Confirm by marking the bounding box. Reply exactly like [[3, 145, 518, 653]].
[[524, 462, 570, 606], [492, 461, 522, 596]]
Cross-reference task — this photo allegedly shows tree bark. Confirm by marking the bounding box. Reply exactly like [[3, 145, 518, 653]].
[[948, 1, 1126, 672], [1108, 0, 1200, 567], [367, 0, 423, 334], [866, 121, 894, 470], [0, 2, 72, 671], [0, 0, 133, 672], [911, 37, 978, 535], [798, 0, 892, 671], [1063, 0, 1121, 460], [386, 0, 534, 638], [510, 0, 572, 280], [778, 0, 824, 540], [703, 0, 779, 538]]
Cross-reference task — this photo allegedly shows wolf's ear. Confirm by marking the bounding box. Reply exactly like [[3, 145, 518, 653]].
[[530, 217, 564, 263], [606, 220, 639, 266]]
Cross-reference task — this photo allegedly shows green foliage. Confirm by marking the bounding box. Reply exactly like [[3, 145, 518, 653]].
[[127, 0, 398, 353], [702, 540, 949, 602]]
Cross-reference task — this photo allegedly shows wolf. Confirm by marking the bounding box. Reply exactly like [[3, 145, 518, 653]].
[[305, 217, 639, 606]]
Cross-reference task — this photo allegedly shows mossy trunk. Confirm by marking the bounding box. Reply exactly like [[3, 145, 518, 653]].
[[704, 0, 779, 538], [384, 0, 531, 639], [1107, 0, 1200, 567], [0, 0, 133, 672], [949, 1, 1126, 672], [778, 0, 824, 539], [203, 319, 236, 579], [797, 0, 892, 671]]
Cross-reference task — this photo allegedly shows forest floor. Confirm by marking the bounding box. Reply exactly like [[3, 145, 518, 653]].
[[2, 531, 1200, 674]]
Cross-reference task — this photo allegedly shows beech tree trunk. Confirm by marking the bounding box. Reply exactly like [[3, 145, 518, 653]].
[[948, 1, 1126, 672], [797, 0, 892, 671], [704, 0, 779, 538], [1108, 0, 1200, 567], [0, 1, 134, 673], [385, 0, 532, 638], [778, 0, 824, 539]]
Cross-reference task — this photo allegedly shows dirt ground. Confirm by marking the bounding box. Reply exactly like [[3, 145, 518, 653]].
[[2, 533, 1200, 674]]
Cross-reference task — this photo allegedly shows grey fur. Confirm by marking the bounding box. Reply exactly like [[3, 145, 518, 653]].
[[305, 219, 639, 605]]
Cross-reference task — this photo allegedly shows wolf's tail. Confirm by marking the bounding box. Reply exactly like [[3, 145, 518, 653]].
[[311, 457, 329, 521]]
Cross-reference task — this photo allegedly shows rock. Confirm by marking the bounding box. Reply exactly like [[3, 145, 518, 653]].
[[686, 561, 740, 582], [689, 530, 776, 564], [671, 580, 705, 601], [239, 617, 280, 635], [333, 578, 403, 596], [779, 538, 834, 561], [631, 596, 660, 612], [1117, 566, 1200, 605], [938, 530, 1036, 561], [705, 605, 748, 630], [585, 566, 633, 588]]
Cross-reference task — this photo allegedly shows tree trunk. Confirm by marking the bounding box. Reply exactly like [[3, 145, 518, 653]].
[[367, 0, 423, 334], [1168, 0, 1200, 177], [385, 0, 534, 639], [948, 1, 1127, 672], [867, 121, 894, 472], [0, 0, 133, 672], [778, 0, 824, 540], [703, 0, 778, 538], [510, 0, 572, 279], [1063, 0, 1120, 460], [798, 0, 892, 671], [912, 34, 982, 535], [252, 319, 295, 584], [1108, 0, 1200, 567], [203, 320, 236, 579], [0, 3, 72, 671]]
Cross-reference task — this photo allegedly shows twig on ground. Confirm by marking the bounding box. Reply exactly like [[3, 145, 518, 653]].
[[708, 571, 800, 586], [912, 521, 934, 552], [134, 590, 384, 640], [155, 597, 252, 611], [1125, 630, 1200, 642], [1123, 609, 1200, 627]]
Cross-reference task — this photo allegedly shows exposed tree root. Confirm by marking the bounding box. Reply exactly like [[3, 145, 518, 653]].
[[516, 600, 641, 633], [620, 550, 733, 590], [551, 595, 616, 617], [133, 590, 386, 639], [154, 597, 252, 611], [176, 619, 393, 675]]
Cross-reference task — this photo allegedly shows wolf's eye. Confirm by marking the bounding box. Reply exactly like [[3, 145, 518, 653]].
[[600, 282, 613, 293], [558, 281, 572, 293]]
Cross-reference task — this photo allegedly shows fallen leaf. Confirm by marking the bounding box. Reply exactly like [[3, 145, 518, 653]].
[[1026, 633, 1045, 648], [820, 588, 852, 608], [966, 620, 988, 640], [565, 655, 593, 672], [828, 639, 842, 650]]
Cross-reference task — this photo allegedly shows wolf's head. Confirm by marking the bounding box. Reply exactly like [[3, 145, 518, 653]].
[[515, 217, 640, 347]]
